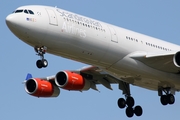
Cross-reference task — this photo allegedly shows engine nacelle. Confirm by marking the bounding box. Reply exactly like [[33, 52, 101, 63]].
[[173, 51, 180, 67], [25, 78, 60, 97], [55, 71, 91, 91]]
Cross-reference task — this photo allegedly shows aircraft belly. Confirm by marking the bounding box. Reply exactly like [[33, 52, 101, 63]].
[[106, 55, 180, 91]]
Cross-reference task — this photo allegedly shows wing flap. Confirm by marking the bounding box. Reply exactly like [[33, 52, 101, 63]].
[[79, 66, 120, 90]]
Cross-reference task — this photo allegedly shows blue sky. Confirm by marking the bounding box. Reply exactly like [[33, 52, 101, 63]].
[[1, 0, 180, 119]]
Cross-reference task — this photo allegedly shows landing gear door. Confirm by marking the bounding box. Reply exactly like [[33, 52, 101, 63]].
[[46, 9, 58, 26], [108, 26, 118, 43]]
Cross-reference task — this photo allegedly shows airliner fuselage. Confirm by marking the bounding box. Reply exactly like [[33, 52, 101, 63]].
[[6, 5, 180, 117]]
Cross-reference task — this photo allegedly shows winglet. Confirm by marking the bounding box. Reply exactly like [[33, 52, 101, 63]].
[[26, 73, 33, 80]]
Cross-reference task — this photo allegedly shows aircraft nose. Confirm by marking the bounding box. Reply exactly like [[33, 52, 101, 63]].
[[6, 13, 24, 35], [6, 13, 27, 39], [6, 14, 16, 28]]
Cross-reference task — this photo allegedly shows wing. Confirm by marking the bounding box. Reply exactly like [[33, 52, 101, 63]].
[[74, 66, 119, 91], [130, 51, 180, 73], [33, 65, 127, 91], [76, 66, 131, 94]]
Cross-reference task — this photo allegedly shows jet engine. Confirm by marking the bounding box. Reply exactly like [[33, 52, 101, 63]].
[[55, 71, 91, 91], [25, 78, 60, 97], [174, 51, 180, 67]]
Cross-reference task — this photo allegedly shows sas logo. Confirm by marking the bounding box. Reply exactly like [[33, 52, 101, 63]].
[[26, 18, 36, 22]]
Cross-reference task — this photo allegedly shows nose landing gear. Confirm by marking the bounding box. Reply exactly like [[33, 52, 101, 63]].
[[34, 46, 48, 69]]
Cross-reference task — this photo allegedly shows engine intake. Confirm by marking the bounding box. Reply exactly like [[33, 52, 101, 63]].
[[55, 71, 90, 91], [25, 78, 60, 97], [173, 51, 180, 67]]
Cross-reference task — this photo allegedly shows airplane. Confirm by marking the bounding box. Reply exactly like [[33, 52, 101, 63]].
[[5, 5, 180, 118]]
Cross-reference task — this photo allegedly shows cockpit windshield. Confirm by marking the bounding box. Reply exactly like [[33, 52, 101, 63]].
[[14, 9, 34, 15], [28, 10, 34, 14], [24, 9, 28, 14], [15, 10, 23, 13]]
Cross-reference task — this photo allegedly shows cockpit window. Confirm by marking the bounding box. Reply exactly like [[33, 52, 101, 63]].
[[28, 10, 34, 14], [24, 9, 29, 14], [15, 10, 23, 13], [14, 9, 34, 15]]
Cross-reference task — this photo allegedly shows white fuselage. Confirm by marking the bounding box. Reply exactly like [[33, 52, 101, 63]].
[[6, 5, 180, 91]]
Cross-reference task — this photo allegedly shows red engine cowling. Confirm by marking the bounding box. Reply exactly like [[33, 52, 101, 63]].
[[25, 78, 60, 97], [55, 71, 91, 91]]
